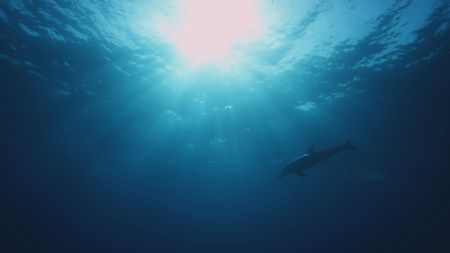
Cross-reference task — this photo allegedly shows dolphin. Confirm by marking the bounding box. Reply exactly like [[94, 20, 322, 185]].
[[278, 140, 355, 178]]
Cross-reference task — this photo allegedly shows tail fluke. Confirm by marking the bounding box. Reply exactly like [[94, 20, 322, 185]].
[[344, 140, 355, 150]]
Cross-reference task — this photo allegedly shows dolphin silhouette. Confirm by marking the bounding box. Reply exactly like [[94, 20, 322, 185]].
[[278, 141, 355, 178]]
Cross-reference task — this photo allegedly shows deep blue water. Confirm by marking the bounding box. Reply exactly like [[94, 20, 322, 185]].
[[1, 0, 450, 252]]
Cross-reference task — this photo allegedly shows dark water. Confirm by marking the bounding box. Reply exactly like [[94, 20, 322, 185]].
[[1, 0, 450, 252]]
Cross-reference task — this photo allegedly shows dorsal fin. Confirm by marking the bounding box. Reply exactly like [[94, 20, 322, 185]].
[[308, 146, 316, 155]]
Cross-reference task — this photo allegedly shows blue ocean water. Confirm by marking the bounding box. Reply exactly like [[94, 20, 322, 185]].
[[1, 0, 450, 252]]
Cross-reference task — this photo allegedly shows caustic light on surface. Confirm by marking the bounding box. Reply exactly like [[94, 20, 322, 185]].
[[158, 0, 264, 65]]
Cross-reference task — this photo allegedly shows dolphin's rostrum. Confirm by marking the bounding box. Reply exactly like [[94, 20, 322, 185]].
[[278, 140, 355, 178]]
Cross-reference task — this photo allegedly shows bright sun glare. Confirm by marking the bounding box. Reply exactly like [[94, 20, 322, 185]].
[[157, 0, 264, 66]]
